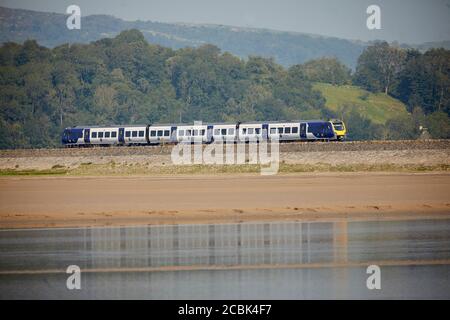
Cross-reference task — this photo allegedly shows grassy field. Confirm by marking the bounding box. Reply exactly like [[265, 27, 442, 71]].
[[1, 162, 448, 176], [313, 82, 409, 124]]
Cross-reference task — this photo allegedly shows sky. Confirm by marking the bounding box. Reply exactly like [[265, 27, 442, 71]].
[[1, 0, 449, 44]]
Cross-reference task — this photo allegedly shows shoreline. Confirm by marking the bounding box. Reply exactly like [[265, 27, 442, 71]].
[[1, 208, 450, 230]]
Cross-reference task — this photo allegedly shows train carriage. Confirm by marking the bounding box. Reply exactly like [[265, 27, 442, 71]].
[[267, 122, 300, 141], [88, 126, 121, 145], [238, 122, 265, 142], [148, 124, 176, 144], [122, 125, 148, 145], [302, 121, 336, 140], [212, 123, 237, 142], [176, 123, 210, 143]]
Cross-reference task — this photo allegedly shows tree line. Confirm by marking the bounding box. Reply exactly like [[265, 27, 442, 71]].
[[0, 30, 448, 148], [352, 42, 449, 139]]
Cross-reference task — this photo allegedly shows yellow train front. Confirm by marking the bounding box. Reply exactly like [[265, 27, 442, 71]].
[[330, 119, 347, 141]]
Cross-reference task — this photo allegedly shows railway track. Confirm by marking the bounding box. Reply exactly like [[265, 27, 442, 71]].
[[0, 139, 449, 158]]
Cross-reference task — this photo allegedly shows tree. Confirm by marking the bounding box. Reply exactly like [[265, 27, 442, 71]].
[[339, 107, 384, 141], [353, 42, 406, 95], [93, 85, 118, 123], [426, 111, 450, 139], [393, 49, 450, 115], [301, 57, 351, 85], [385, 114, 418, 140]]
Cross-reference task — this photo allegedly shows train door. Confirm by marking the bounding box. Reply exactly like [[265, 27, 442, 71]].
[[118, 128, 125, 144], [84, 128, 90, 143], [300, 123, 307, 139], [206, 125, 213, 143], [170, 126, 177, 143], [262, 123, 269, 140]]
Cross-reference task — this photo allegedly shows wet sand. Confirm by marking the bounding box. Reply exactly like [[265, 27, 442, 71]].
[[0, 172, 449, 229]]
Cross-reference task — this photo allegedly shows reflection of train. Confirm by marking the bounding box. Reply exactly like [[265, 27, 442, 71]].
[[62, 119, 347, 146]]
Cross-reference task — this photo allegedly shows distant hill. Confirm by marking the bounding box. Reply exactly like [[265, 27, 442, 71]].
[[408, 41, 450, 52], [313, 83, 409, 124], [0, 6, 368, 68]]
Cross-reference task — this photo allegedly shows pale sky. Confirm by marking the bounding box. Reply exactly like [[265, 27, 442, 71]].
[[1, 0, 449, 44]]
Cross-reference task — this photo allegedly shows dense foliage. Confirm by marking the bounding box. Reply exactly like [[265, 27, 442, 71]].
[[300, 57, 351, 85], [0, 30, 334, 148], [0, 31, 449, 149], [353, 41, 450, 140]]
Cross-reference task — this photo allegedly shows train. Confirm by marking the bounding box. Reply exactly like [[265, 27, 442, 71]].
[[61, 119, 347, 147]]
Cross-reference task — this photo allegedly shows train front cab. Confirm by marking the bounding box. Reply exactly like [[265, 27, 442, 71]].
[[62, 127, 85, 146], [330, 120, 346, 141], [303, 121, 335, 141]]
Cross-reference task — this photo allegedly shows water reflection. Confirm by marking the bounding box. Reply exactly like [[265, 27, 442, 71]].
[[0, 219, 449, 299], [1, 220, 449, 272]]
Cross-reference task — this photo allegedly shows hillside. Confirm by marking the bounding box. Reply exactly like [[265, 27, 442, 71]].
[[313, 83, 409, 124], [0, 6, 366, 68], [0, 29, 340, 149]]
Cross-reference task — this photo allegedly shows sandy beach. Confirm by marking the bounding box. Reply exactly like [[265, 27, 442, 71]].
[[1, 172, 449, 228]]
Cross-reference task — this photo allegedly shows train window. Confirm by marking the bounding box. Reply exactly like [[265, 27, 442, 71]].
[[255, 128, 260, 134], [111, 132, 117, 138], [139, 131, 144, 137], [270, 128, 276, 134], [307, 123, 330, 133], [132, 131, 138, 137], [105, 132, 110, 138], [214, 129, 220, 135], [164, 130, 170, 136], [248, 128, 254, 134], [125, 131, 131, 137], [201, 129, 205, 136], [91, 132, 97, 138], [292, 127, 298, 133], [186, 130, 191, 136], [285, 127, 291, 134], [228, 128, 235, 135], [98, 132, 104, 138], [179, 130, 184, 136], [278, 127, 283, 134], [242, 128, 247, 134], [221, 129, 227, 135], [193, 130, 199, 136], [333, 122, 344, 130], [150, 131, 156, 137], [157, 130, 163, 137]]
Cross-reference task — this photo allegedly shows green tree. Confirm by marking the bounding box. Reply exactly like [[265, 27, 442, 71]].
[[340, 108, 384, 141], [301, 57, 351, 85], [353, 42, 406, 95], [385, 114, 418, 140], [426, 111, 450, 139], [394, 49, 450, 115]]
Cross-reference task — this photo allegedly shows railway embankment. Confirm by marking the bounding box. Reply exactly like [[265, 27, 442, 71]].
[[0, 140, 449, 174]]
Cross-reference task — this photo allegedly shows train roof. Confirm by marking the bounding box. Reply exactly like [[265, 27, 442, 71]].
[[67, 124, 148, 129], [65, 119, 335, 130]]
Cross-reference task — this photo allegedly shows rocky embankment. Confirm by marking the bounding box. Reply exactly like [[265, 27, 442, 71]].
[[0, 140, 449, 172]]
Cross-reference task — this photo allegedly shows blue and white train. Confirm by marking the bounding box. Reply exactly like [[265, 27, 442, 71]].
[[61, 120, 346, 147]]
